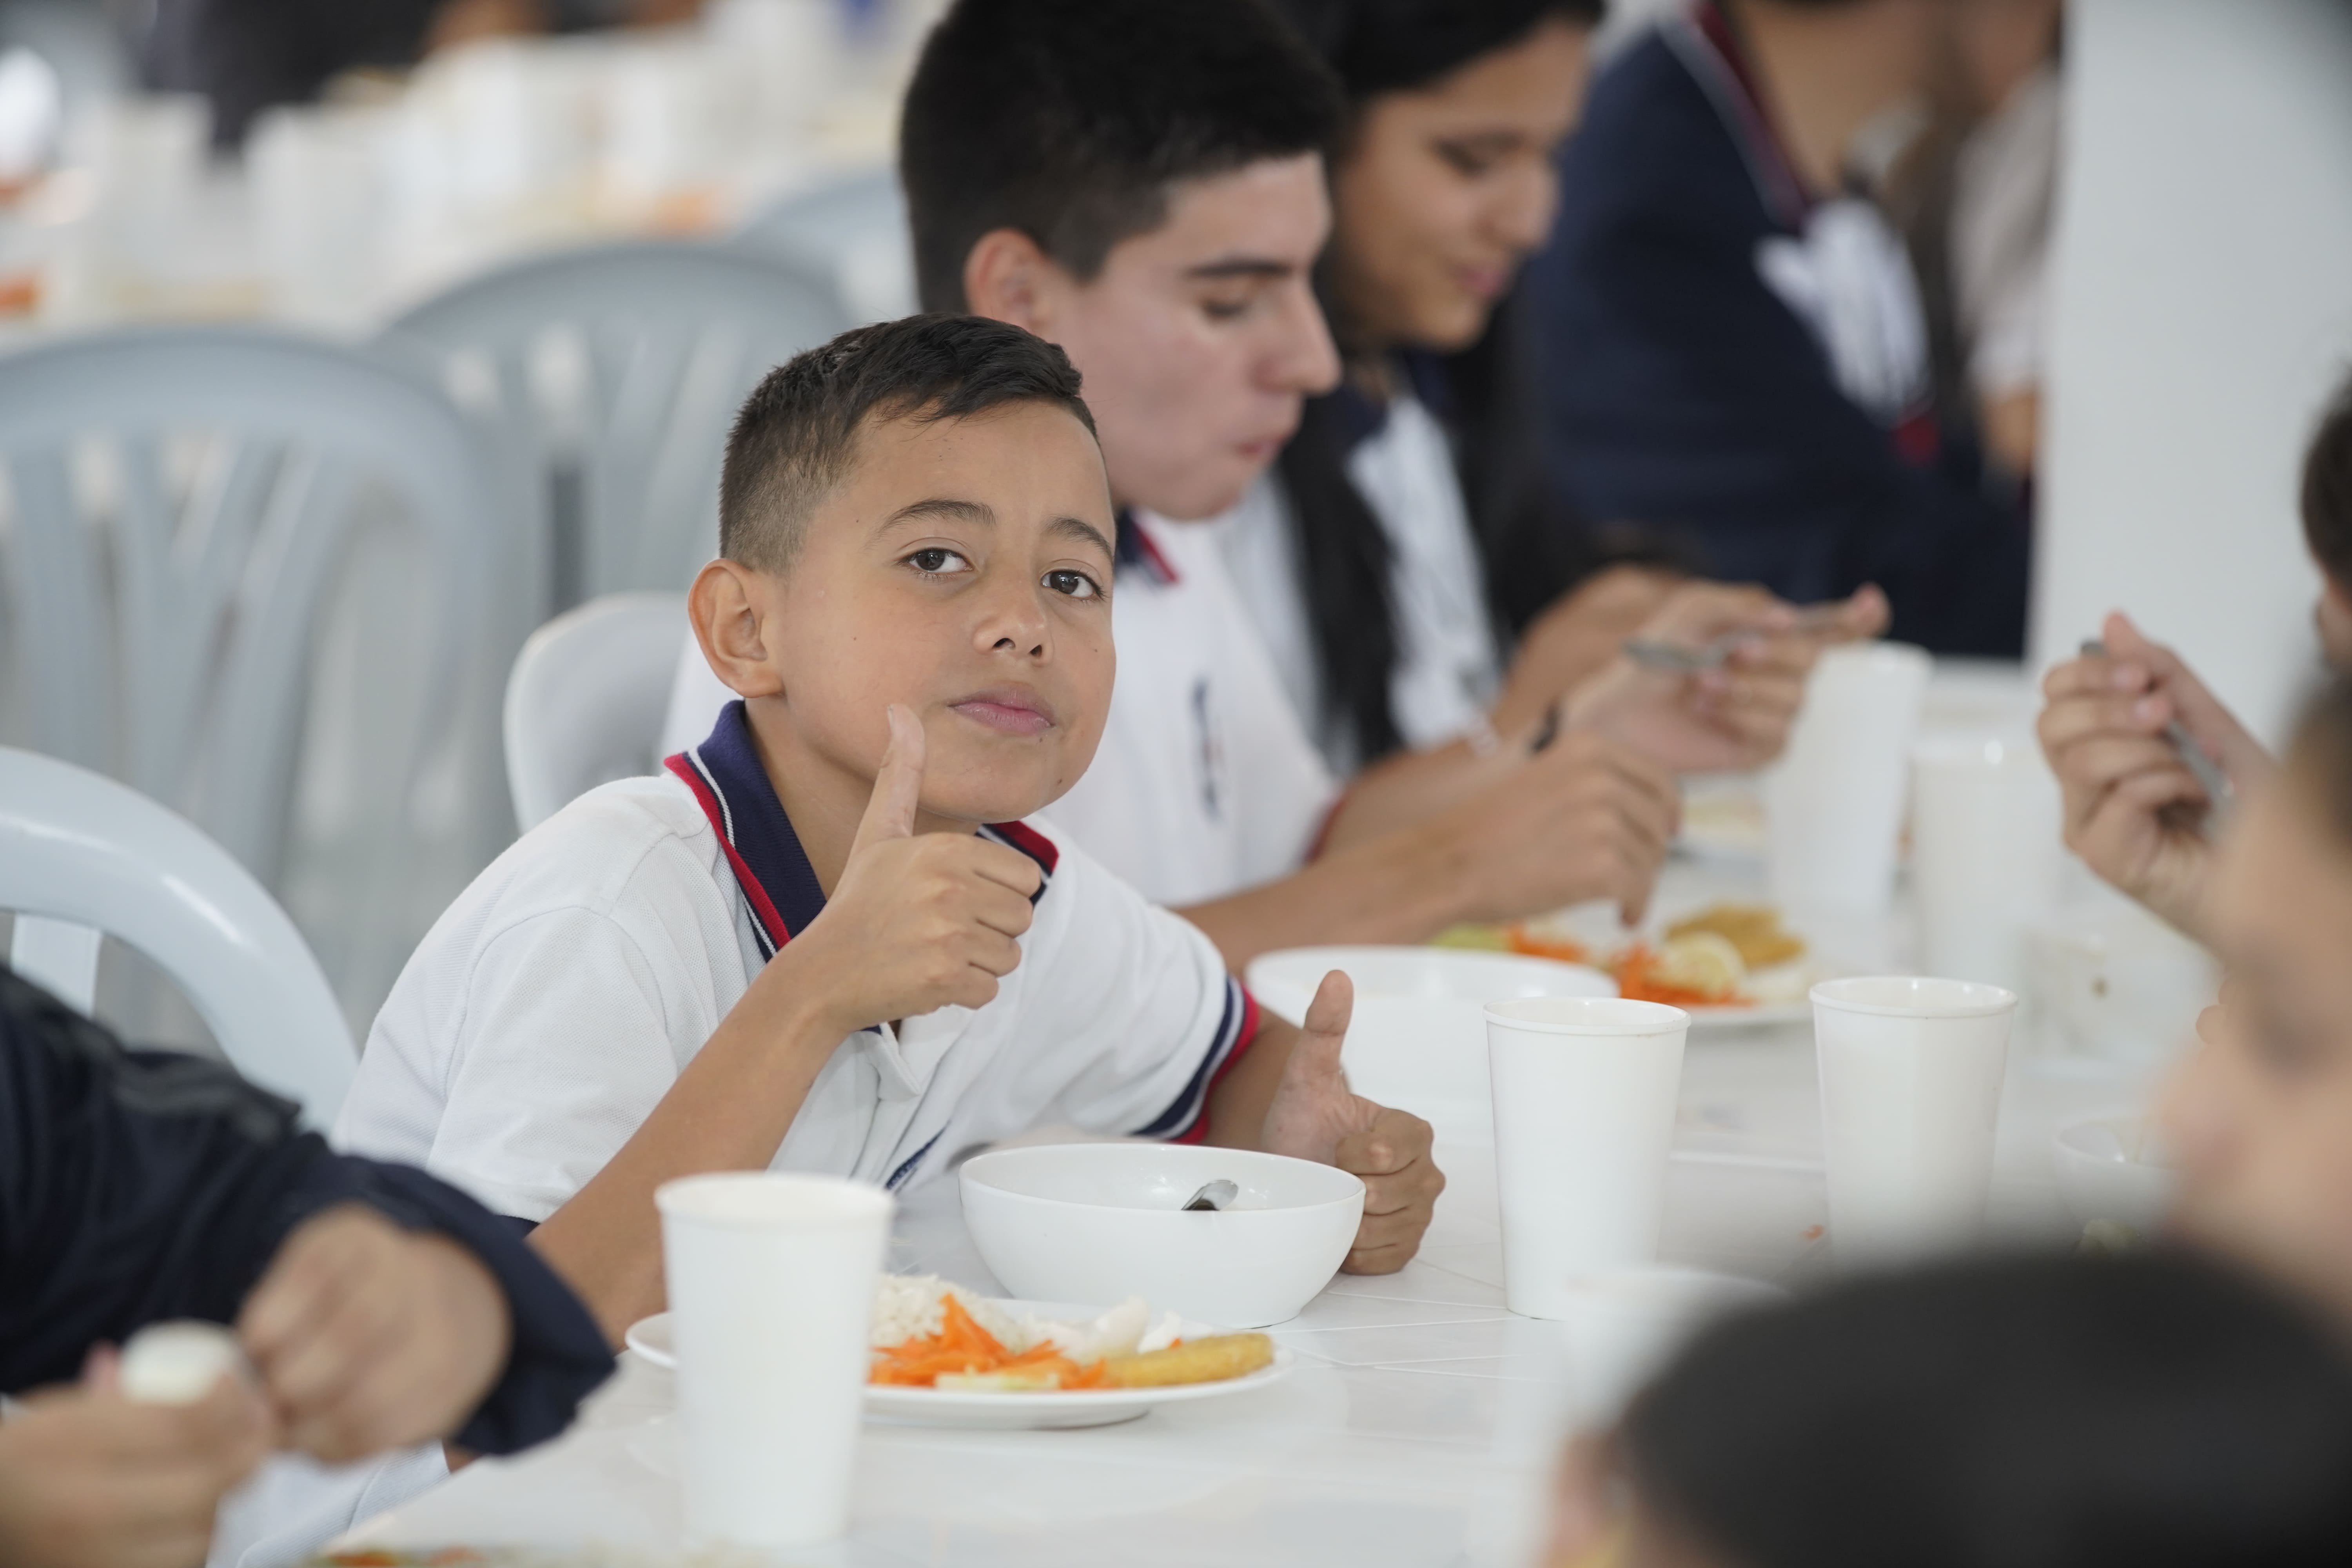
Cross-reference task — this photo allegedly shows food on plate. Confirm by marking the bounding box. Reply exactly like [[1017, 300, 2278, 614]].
[[1101, 1333, 1274, 1388], [1665, 902, 1807, 969], [1503, 924, 1591, 965], [1613, 936, 1746, 1007], [869, 1275, 1226, 1393]]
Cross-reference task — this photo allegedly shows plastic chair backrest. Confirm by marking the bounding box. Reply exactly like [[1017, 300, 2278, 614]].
[[0, 747, 357, 1124], [382, 240, 845, 605], [504, 591, 690, 831], [0, 325, 505, 887], [731, 169, 916, 325]]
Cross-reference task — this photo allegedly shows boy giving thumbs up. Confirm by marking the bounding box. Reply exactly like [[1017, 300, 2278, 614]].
[[336, 316, 1443, 1345]]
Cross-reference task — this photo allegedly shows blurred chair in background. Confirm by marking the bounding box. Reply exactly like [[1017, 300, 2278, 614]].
[[732, 167, 916, 324], [380, 238, 844, 611], [0, 324, 512, 1035], [0, 746, 358, 1124], [503, 589, 684, 831]]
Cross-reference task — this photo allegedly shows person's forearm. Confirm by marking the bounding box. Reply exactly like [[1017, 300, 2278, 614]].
[[1320, 740, 1516, 851], [528, 963, 844, 1347], [1176, 824, 1477, 973], [1201, 1017, 1297, 1151]]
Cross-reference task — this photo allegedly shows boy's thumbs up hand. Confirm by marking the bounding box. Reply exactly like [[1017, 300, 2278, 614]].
[[1258, 971, 1444, 1275], [793, 704, 1044, 1038]]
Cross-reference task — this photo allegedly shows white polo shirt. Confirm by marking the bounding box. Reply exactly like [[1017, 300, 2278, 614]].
[[335, 700, 1258, 1221], [657, 513, 1341, 910], [1040, 512, 1339, 907]]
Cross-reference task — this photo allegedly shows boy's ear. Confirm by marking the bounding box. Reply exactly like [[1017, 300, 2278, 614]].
[[688, 558, 786, 700], [964, 228, 1062, 338]]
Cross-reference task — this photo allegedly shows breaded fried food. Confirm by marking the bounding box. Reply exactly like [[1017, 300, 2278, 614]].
[[1666, 903, 1806, 969], [1100, 1332, 1274, 1388]]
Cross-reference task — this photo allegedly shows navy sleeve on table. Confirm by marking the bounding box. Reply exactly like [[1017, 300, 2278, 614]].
[[1523, 33, 2029, 657], [0, 967, 610, 1453]]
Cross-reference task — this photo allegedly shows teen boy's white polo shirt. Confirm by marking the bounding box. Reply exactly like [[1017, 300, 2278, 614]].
[[1038, 511, 1341, 906], [333, 700, 1259, 1223]]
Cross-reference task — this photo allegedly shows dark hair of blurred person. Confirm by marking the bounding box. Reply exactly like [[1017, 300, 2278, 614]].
[[1552, 1253, 2352, 1568], [1524, 0, 2032, 657], [2301, 374, 2352, 664]]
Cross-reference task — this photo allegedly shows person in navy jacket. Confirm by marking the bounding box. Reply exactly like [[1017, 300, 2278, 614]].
[[1524, 0, 2030, 657], [0, 967, 611, 1568]]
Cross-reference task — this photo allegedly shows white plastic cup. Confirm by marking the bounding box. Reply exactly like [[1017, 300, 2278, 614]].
[[1486, 998, 1691, 1319], [657, 1172, 893, 1548], [1811, 977, 2017, 1270], [1764, 642, 1932, 915], [1910, 735, 2062, 993]]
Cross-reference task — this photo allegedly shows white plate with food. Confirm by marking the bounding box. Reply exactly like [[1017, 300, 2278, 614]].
[[625, 1277, 1293, 1430], [1447, 902, 1827, 1033]]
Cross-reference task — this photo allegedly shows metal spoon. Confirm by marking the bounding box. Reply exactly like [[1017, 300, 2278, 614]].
[[1623, 604, 1855, 674], [1181, 1179, 1238, 1212]]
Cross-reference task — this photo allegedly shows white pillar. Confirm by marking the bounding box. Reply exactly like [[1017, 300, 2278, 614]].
[[2035, 0, 2352, 741]]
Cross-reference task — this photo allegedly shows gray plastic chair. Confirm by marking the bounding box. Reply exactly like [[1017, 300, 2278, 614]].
[[732, 168, 917, 325], [503, 590, 686, 831], [0, 325, 505, 888], [381, 240, 846, 607]]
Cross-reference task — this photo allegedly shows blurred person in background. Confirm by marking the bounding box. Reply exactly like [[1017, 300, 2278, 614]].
[[139, 0, 703, 146], [1526, 0, 2031, 657], [1233, 0, 1885, 776], [1544, 1253, 2352, 1567], [0, 967, 611, 1568], [2036, 374, 2352, 947], [1881, 0, 2061, 485]]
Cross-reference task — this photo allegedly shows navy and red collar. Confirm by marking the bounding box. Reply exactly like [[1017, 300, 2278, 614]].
[[1670, 0, 1815, 233], [665, 700, 1058, 960], [1113, 508, 1181, 588]]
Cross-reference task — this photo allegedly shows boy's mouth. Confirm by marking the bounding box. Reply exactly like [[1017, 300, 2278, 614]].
[[949, 687, 1058, 737]]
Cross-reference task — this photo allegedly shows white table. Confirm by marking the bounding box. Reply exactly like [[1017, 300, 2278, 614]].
[[337, 898, 2166, 1568]]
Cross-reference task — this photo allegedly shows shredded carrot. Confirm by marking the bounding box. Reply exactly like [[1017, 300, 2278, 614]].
[[869, 1292, 1110, 1389], [1506, 925, 1591, 964], [1615, 945, 1746, 1009]]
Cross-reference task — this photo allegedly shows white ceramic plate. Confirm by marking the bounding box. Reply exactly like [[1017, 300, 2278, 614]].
[[624, 1299, 1295, 1430]]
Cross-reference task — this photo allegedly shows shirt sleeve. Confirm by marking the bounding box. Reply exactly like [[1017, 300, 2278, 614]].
[[421, 906, 703, 1225], [1011, 845, 1262, 1142], [0, 968, 610, 1452]]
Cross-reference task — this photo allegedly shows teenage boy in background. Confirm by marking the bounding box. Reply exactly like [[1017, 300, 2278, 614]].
[[339, 317, 1445, 1348], [666, 0, 1861, 972], [0, 969, 610, 1568]]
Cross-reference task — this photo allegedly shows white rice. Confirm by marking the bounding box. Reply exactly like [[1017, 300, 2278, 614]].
[[871, 1274, 1029, 1350]]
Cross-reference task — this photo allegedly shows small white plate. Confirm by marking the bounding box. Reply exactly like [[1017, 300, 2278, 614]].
[[624, 1299, 1295, 1430]]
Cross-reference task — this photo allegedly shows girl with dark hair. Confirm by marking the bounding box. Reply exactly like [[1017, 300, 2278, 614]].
[[1236, 0, 1885, 770]]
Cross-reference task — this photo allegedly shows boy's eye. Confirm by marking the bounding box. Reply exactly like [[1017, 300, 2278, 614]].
[[1043, 569, 1102, 600], [1434, 140, 1504, 178], [1201, 293, 1254, 323], [904, 547, 971, 575]]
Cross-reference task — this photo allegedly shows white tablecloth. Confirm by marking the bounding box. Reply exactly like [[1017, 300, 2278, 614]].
[[334, 877, 2168, 1568]]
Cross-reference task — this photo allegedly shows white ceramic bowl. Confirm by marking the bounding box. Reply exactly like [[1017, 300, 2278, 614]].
[[958, 1143, 1363, 1328], [2051, 1109, 2176, 1233], [1247, 946, 1614, 1142]]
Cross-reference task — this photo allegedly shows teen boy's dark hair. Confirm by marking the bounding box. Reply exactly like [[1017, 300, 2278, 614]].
[[2302, 370, 2352, 590], [899, 0, 1346, 315], [720, 314, 1094, 572]]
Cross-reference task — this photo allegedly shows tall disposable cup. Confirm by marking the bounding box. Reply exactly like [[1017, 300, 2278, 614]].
[[1911, 734, 2062, 993], [1764, 642, 1932, 915], [657, 1171, 893, 1548], [1811, 978, 2016, 1271], [1486, 998, 1690, 1319]]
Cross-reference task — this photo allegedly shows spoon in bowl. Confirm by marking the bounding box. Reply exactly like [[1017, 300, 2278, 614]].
[[1181, 1180, 1238, 1212]]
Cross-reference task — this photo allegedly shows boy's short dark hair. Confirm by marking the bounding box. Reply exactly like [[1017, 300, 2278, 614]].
[[720, 314, 1095, 572], [2302, 370, 2352, 591], [899, 0, 1346, 315]]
